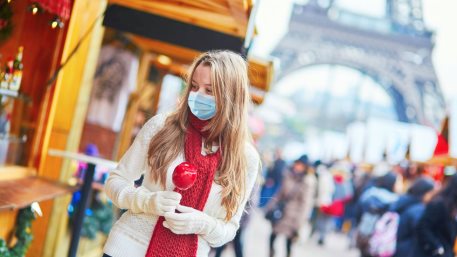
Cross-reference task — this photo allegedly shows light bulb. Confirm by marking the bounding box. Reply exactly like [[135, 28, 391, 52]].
[[157, 55, 172, 66], [49, 16, 64, 29]]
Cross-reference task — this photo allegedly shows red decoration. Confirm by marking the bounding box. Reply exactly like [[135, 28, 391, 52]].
[[0, 19, 7, 29], [433, 133, 449, 156], [172, 162, 198, 190], [320, 200, 345, 217], [32, 0, 72, 20]]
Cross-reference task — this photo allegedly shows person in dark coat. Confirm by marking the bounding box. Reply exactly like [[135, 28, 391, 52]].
[[390, 177, 435, 257], [259, 149, 286, 207], [413, 174, 457, 257]]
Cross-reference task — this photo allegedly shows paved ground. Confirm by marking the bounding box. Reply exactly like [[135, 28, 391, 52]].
[[215, 209, 359, 257]]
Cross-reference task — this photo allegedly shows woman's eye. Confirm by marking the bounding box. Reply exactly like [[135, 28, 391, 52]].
[[206, 89, 213, 94], [191, 85, 198, 90]]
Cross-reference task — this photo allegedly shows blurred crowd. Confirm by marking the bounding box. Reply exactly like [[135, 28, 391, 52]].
[[213, 149, 457, 257]]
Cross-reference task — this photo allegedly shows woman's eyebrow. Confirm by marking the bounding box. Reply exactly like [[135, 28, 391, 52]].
[[191, 80, 211, 86]]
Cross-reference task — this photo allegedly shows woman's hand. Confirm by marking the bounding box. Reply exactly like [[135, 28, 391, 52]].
[[146, 191, 182, 216], [163, 205, 216, 235]]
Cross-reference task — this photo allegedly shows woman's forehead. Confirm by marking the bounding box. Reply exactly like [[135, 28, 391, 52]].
[[192, 64, 211, 84]]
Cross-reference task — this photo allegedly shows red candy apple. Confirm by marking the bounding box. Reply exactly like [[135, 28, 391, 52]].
[[172, 162, 198, 190]]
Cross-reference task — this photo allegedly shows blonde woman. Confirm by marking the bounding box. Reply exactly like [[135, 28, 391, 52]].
[[102, 50, 260, 257]]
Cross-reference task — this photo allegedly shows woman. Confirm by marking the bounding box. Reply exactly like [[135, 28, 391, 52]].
[[266, 155, 317, 257], [390, 177, 435, 257], [102, 50, 261, 257], [413, 174, 457, 257]]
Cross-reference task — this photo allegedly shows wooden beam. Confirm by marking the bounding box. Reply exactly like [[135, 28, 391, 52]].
[[108, 0, 247, 37], [116, 52, 154, 160], [129, 34, 274, 94], [129, 35, 199, 64], [227, 0, 249, 37], [167, 0, 229, 14]]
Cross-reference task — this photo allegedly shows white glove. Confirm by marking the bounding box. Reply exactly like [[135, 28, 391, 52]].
[[163, 205, 217, 235], [145, 191, 182, 216]]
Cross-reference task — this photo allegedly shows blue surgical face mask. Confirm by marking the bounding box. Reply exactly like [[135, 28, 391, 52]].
[[188, 91, 216, 120]]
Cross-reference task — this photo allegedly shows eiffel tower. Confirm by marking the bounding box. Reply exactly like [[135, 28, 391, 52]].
[[272, 0, 445, 127]]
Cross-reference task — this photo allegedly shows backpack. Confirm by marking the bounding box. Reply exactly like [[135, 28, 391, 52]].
[[358, 211, 382, 236], [368, 211, 400, 257], [356, 211, 382, 255]]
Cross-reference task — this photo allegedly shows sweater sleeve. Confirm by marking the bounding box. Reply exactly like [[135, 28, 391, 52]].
[[201, 144, 261, 247], [104, 114, 165, 213]]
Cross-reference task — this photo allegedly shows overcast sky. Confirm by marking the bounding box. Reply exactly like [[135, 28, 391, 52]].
[[252, 0, 457, 104]]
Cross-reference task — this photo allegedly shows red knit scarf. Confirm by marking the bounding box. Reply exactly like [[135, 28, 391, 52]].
[[145, 113, 221, 257]]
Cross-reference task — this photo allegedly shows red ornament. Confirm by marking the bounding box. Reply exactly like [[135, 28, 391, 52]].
[[33, 0, 71, 21], [0, 19, 7, 29], [172, 162, 197, 190]]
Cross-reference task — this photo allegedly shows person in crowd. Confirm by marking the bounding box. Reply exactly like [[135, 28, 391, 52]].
[[390, 177, 435, 257], [266, 155, 317, 257], [356, 164, 399, 220], [213, 189, 259, 257], [309, 162, 335, 244], [356, 169, 399, 257], [347, 163, 374, 248], [316, 162, 354, 245], [413, 174, 457, 257], [402, 162, 425, 189], [102, 50, 261, 257], [213, 210, 249, 257], [331, 162, 354, 232], [259, 148, 286, 207]]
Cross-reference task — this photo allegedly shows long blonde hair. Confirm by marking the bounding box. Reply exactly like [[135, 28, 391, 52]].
[[147, 50, 252, 220]]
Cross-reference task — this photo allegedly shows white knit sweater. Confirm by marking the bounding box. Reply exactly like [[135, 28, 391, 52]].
[[103, 114, 260, 257]]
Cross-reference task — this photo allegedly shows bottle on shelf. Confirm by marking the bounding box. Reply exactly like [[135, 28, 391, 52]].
[[10, 46, 24, 91], [0, 67, 6, 90], [1, 58, 13, 91]]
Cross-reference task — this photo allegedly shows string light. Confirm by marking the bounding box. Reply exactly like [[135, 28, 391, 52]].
[[50, 16, 64, 29], [28, 3, 42, 15]]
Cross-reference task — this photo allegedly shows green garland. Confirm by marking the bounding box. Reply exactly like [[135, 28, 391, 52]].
[[0, 0, 13, 42], [77, 200, 113, 240], [0, 207, 36, 257]]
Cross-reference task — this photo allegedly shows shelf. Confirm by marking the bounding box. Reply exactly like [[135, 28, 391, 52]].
[[48, 149, 118, 169], [0, 88, 31, 102], [0, 165, 35, 181], [0, 176, 77, 211], [0, 135, 27, 143], [0, 88, 19, 97]]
